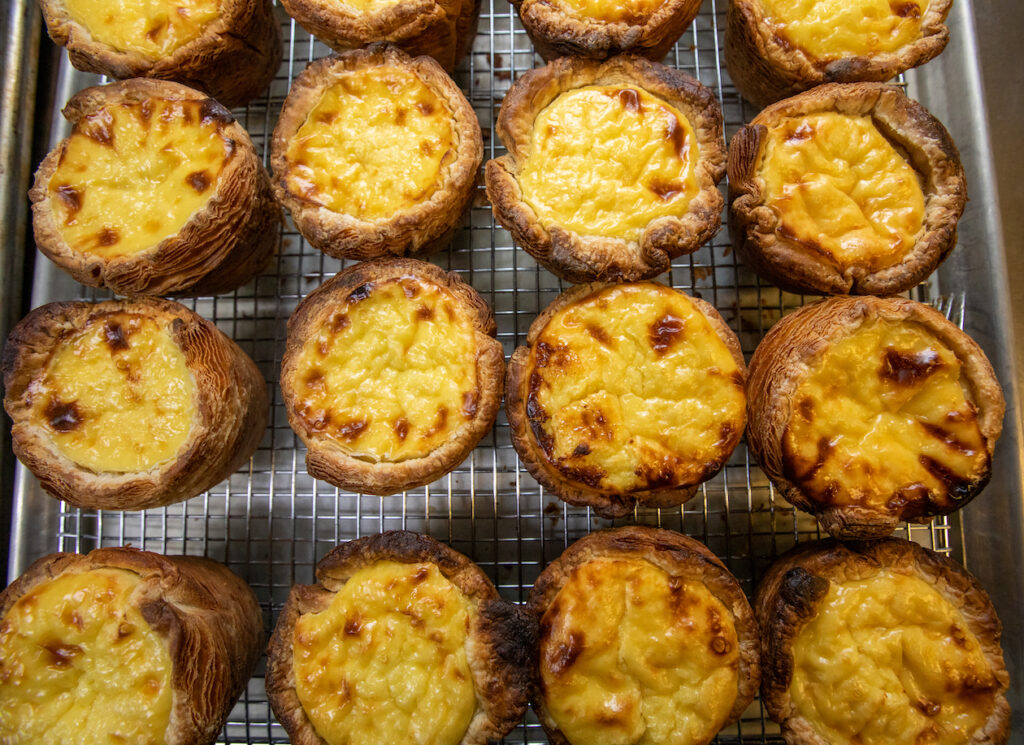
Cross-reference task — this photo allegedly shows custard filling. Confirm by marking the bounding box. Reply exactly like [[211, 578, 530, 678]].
[[517, 85, 699, 240], [28, 312, 197, 473], [62, 0, 220, 58], [293, 561, 476, 745], [0, 568, 173, 745], [540, 558, 740, 745], [551, 0, 667, 25]]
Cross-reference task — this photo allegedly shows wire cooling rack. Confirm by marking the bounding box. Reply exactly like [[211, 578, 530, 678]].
[[30, 0, 968, 742]]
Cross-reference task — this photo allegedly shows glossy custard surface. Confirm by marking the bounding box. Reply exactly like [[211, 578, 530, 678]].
[[293, 561, 476, 745], [526, 283, 745, 494], [29, 312, 197, 473], [337, 0, 401, 9], [291, 277, 479, 462], [791, 570, 1000, 745], [50, 98, 234, 259], [760, 113, 925, 272], [283, 68, 456, 220], [0, 568, 172, 745], [540, 558, 740, 745], [552, 0, 667, 25], [517, 85, 699, 240], [62, 0, 220, 59]]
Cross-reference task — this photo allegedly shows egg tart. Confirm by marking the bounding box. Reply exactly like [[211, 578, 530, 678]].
[[265, 531, 534, 745], [486, 55, 725, 284], [725, 0, 952, 108], [270, 45, 483, 261], [728, 83, 966, 296], [0, 546, 263, 745], [2, 298, 268, 511], [530, 526, 760, 745], [30, 79, 281, 297], [38, 0, 280, 108], [280, 259, 503, 495], [756, 538, 1010, 745], [507, 281, 746, 518], [747, 296, 1004, 539]]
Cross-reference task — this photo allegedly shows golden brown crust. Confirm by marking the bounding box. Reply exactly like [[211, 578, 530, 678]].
[[280, 258, 503, 495], [755, 538, 1010, 745], [528, 526, 760, 745], [265, 531, 535, 745], [0, 547, 264, 745], [746, 296, 1005, 538], [727, 83, 966, 296], [2, 297, 268, 510], [29, 79, 281, 297], [270, 45, 483, 261], [485, 55, 725, 283], [724, 0, 951, 108], [507, 281, 746, 518]]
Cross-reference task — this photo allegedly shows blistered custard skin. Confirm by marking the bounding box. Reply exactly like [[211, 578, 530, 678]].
[[292, 277, 478, 462], [791, 570, 1000, 745], [0, 569, 172, 745], [527, 284, 744, 494], [541, 558, 739, 745], [49, 98, 234, 258], [62, 0, 220, 58], [552, 0, 666, 24], [284, 69, 456, 221], [28, 312, 197, 473], [784, 320, 987, 511], [293, 561, 476, 745], [761, 113, 925, 271], [517, 86, 699, 240]]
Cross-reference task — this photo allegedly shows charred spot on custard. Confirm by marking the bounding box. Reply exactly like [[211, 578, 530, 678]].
[[343, 614, 362, 636], [347, 283, 373, 304], [416, 101, 436, 116], [103, 321, 130, 352], [96, 227, 120, 247], [880, 346, 944, 387], [393, 417, 410, 441], [337, 419, 369, 441], [548, 630, 585, 675], [796, 397, 815, 422], [42, 641, 83, 669], [415, 305, 434, 321], [648, 313, 685, 355], [199, 99, 234, 127], [918, 455, 976, 501], [424, 407, 449, 437], [559, 463, 607, 488], [890, 0, 922, 17], [615, 88, 641, 115], [919, 421, 978, 456], [461, 391, 478, 419], [304, 369, 326, 393], [186, 170, 211, 193], [665, 113, 689, 160], [45, 397, 83, 433], [634, 455, 685, 489], [81, 110, 115, 147], [647, 178, 686, 201], [55, 184, 82, 216], [584, 324, 612, 346]]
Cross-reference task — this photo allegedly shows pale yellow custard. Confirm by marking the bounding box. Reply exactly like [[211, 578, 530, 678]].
[[292, 561, 476, 745], [517, 85, 699, 240], [62, 0, 220, 58], [0, 568, 173, 745], [760, 112, 925, 272], [526, 283, 744, 493], [540, 558, 739, 745], [28, 312, 197, 473], [337, 0, 401, 9], [552, 0, 667, 24], [49, 98, 235, 259], [759, 0, 929, 61], [791, 570, 1000, 745], [291, 277, 479, 462], [283, 68, 456, 220], [784, 320, 987, 509]]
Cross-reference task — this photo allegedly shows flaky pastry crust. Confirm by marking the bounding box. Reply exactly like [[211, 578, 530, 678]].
[[265, 531, 535, 745], [727, 83, 966, 295], [2, 297, 268, 510], [0, 547, 264, 745], [485, 55, 725, 283]]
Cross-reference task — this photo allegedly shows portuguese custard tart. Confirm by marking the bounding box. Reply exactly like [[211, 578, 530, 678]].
[[280, 258, 503, 495], [265, 531, 534, 745], [756, 538, 1010, 745], [31, 79, 281, 297], [728, 83, 966, 296], [0, 546, 263, 745], [529, 526, 760, 745], [2, 297, 268, 511], [507, 281, 746, 518], [270, 45, 483, 261], [485, 55, 725, 283], [38, 0, 280, 108], [747, 296, 1004, 539], [725, 0, 952, 108]]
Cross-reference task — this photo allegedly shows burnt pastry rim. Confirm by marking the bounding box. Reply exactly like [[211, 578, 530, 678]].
[[528, 526, 761, 745], [754, 538, 1010, 745], [0, 547, 264, 745], [269, 45, 483, 261], [2, 297, 268, 510], [727, 82, 966, 296], [264, 531, 536, 745], [485, 54, 725, 284], [279, 258, 504, 496], [30, 78, 281, 297], [746, 295, 1005, 539], [506, 281, 746, 519]]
